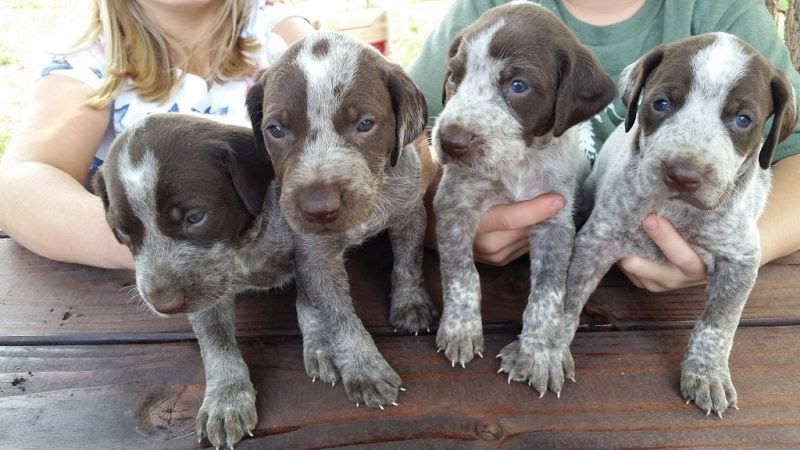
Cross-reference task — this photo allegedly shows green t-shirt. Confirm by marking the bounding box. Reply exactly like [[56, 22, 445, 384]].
[[408, 0, 800, 162]]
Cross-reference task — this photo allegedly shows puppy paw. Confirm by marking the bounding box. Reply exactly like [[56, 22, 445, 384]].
[[389, 286, 438, 334], [303, 340, 340, 386], [497, 339, 568, 397], [681, 360, 738, 418], [435, 317, 484, 367], [196, 381, 257, 449], [340, 354, 403, 408]]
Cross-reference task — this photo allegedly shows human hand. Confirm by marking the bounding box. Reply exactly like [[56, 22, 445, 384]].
[[473, 194, 565, 266], [617, 214, 708, 292]]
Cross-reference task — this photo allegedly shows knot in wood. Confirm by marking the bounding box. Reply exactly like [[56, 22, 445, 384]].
[[474, 419, 504, 442]]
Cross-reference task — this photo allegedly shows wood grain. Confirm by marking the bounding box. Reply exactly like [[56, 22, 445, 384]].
[[1, 326, 798, 448], [1, 238, 799, 343]]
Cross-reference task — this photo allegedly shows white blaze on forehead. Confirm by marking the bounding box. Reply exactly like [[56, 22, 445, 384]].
[[296, 33, 359, 134], [689, 33, 752, 114], [457, 20, 506, 106], [118, 145, 159, 228]]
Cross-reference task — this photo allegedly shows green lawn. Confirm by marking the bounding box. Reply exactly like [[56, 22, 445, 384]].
[[0, 0, 449, 156]]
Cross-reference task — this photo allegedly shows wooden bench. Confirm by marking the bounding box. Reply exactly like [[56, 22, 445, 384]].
[[1, 232, 799, 448]]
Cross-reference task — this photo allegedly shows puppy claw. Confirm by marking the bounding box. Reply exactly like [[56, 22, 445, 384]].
[[391, 401, 398, 406], [312, 376, 316, 383], [568, 376, 576, 383], [460, 362, 465, 369], [556, 390, 561, 399], [497, 368, 504, 374], [248, 431, 254, 437], [379, 405, 384, 410], [539, 391, 545, 399], [716, 410, 723, 419], [426, 328, 431, 333], [476, 351, 484, 358], [400, 387, 406, 392], [705, 409, 711, 416], [414, 332, 418, 336], [686, 400, 691, 405], [733, 404, 740, 411], [356, 402, 359, 408]]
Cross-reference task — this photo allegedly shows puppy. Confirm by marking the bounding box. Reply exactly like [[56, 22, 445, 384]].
[[431, 1, 615, 397], [562, 33, 797, 417], [93, 114, 293, 448], [246, 32, 434, 408]]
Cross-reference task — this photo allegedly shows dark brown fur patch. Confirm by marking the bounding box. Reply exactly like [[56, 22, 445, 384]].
[[311, 38, 330, 57]]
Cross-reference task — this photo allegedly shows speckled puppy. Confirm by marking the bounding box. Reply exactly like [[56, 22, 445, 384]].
[[562, 33, 797, 417], [431, 2, 615, 397], [94, 114, 294, 448], [246, 32, 434, 409]]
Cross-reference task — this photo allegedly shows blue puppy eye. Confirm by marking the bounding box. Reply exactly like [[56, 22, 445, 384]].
[[652, 98, 670, 112], [357, 119, 374, 132], [510, 79, 528, 94], [267, 125, 285, 138], [186, 212, 205, 225], [734, 114, 752, 128]]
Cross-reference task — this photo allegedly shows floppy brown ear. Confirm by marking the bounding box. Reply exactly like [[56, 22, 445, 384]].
[[92, 169, 110, 211], [760, 69, 798, 169], [387, 64, 428, 166], [619, 47, 665, 132], [221, 130, 274, 218], [246, 70, 269, 160], [551, 45, 616, 137]]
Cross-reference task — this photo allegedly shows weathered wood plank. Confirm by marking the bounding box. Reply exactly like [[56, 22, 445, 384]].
[[1, 238, 799, 342], [1, 327, 799, 448]]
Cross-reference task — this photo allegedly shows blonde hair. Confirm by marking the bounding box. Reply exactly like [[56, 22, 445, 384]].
[[72, 0, 261, 109]]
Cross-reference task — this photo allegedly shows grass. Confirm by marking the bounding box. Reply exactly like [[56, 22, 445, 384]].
[[0, 0, 450, 156]]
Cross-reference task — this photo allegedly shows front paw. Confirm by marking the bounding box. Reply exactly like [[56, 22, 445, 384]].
[[303, 339, 339, 386], [340, 353, 403, 408], [497, 339, 569, 397], [390, 286, 438, 334], [436, 317, 484, 367], [681, 359, 738, 418], [196, 380, 257, 449]]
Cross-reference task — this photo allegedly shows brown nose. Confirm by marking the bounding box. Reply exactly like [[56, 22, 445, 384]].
[[299, 186, 341, 224], [663, 162, 703, 193], [145, 284, 186, 314], [439, 125, 473, 158]]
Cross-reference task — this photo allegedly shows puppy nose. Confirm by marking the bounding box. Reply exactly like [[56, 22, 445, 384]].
[[299, 186, 341, 223], [663, 162, 703, 193], [439, 125, 473, 158], [146, 285, 186, 314]]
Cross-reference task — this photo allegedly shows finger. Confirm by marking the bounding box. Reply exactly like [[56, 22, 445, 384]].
[[478, 194, 565, 233], [642, 214, 707, 276], [474, 228, 528, 256], [476, 240, 529, 266], [617, 261, 644, 288], [619, 256, 705, 291]]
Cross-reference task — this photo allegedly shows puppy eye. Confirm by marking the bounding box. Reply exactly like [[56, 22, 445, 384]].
[[447, 72, 455, 84], [652, 98, 670, 112], [509, 79, 528, 94], [266, 125, 285, 138], [185, 211, 206, 225], [357, 119, 374, 132], [734, 114, 752, 128]]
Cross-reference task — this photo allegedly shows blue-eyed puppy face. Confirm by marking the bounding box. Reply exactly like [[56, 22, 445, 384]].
[[432, 2, 615, 173], [93, 114, 271, 315], [620, 33, 797, 209], [246, 32, 427, 235]]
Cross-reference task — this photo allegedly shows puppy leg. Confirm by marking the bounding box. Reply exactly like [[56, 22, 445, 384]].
[[561, 215, 622, 381], [191, 299, 257, 449], [434, 176, 485, 367], [497, 208, 574, 396], [681, 252, 758, 418], [388, 199, 437, 334], [295, 236, 402, 408]]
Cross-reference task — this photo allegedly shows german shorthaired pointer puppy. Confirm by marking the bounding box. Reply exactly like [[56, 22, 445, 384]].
[[562, 33, 797, 417], [431, 2, 615, 397], [246, 32, 434, 409], [94, 114, 292, 448]]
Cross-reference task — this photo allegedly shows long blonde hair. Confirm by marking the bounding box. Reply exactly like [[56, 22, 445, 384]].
[[72, 0, 262, 109]]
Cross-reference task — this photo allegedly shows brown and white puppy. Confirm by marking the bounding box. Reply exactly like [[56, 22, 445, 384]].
[[563, 33, 797, 417], [246, 32, 435, 408], [431, 2, 615, 397], [94, 114, 293, 448]]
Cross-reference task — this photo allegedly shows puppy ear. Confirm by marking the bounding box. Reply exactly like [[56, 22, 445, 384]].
[[246, 70, 269, 158], [760, 69, 797, 169], [387, 64, 428, 166], [91, 169, 110, 210], [222, 130, 274, 218], [619, 47, 665, 132], [551, 45, 616, 137]]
